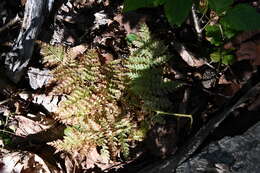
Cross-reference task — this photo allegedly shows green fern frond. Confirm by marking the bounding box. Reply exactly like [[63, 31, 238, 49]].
[[41, 44, 67, 66], [126, 24, 183, 112]]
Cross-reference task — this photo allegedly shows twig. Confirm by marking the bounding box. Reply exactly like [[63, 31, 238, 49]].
[[191, 4, 202, 40], [0, 14, 21, 34]]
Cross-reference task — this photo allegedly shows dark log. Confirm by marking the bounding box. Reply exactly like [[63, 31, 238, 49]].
[[138, 74, 260, 173], [4, 0, 54, 83]]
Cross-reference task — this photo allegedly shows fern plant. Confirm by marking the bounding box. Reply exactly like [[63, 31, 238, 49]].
[[41, 45, 144, 161], [41, 24, 182, 162]]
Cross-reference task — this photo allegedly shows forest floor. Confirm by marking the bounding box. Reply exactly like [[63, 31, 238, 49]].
[[0, 0, 260, 173]]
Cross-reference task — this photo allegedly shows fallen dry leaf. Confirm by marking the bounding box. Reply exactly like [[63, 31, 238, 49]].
[[114, 13, 147, 34], [218, 74, 231, 85], [173, 41, 206, 67], [68, 44, 88, 59], [0, 150, 61, 173], [15, 115, 52, 137], [232, 30, 260, 46], [235, 41, 257, 61], [235, 42, 260, 65], [255, 44, 260, 65], [98, 51, 114, 64], [224, 30, 260, 65]]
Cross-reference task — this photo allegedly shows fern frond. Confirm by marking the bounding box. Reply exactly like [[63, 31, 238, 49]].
[[43, 46, 145, 161], [126, 24, 183, 112]]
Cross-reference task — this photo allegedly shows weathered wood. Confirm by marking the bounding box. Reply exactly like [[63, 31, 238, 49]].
[[138, 78, 260, 173], [4, 0, 54, 83]]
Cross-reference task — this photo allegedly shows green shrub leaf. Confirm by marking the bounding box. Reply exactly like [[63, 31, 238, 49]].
[[222, 54, 235, 65], [221, 4, 260, 31], [126, 33, 138, 43], [153, 0, 167, 6], [210, 51, 221, 63], [123, 0, 152, 12], [208, 0, 233, 14], [164, 0, 192, 26], [210, 50, 235, 65], [205, 25, 223, 46]]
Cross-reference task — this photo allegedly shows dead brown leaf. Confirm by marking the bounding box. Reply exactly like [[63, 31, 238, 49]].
[[68, 44, 88, 59], [15, 115, 52, 137], [114, 13, 147, 34], [224, 30, 260, 65], [255, 44, 260, 65], [235, 41, 257, 61], [232, 30, 260, 46], [98, 52, 114, 64], [173, 41, 206, 67], [0, 150, 61, 173]]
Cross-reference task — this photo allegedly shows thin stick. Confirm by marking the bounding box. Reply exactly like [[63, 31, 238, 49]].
[[0, 14, 21, 34], [191, 4, 202, 40]]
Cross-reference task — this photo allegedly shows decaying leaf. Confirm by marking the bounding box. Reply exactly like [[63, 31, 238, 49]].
[[224, 30, 260, 65], [68, 44, 88, 59], [0, 150, 61, 173], [15, 115, 53, 137], [173, 41, 206, 67]]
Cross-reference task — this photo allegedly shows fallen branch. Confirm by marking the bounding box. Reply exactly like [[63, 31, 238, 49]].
[[191, 4, 202, 40]]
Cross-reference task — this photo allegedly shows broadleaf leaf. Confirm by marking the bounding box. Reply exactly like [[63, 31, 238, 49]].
[[208, 0, 233, 14], [221, 4, 260, 31], [164, 0, 192, 26], [123, 0, 152, 12]]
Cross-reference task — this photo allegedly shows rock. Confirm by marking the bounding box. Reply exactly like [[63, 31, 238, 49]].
[[176, 121, 260, 173], [28, 67, 52, 90]]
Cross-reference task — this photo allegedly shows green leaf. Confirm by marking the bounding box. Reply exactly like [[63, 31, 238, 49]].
[[221, 4, 260, 31], [210, 50, 235, 65], [153, 0, 167, 6], [222, 54, 234, 65], [210, 52, 221, 63], [126, 33, 139, 43], [205, 25, 223, 46], [164, 0, 192, 26], [208, 0, 233, 14], [64, 127, 74, 136], [220, 21, 238, 39], [123, 0, 152, 12]]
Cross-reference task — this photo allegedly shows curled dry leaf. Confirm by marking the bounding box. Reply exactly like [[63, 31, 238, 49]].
[[236, 41, 257, 61], [235, 41, 260, 65], [0, 150, 61, 173], [224, 30, 260, 65], [68, 44, 88, 59], [114, 13, 148, 34], [15, 115, 53, 137], [218, 75, 242, 97], [173, 41, 206, 67]]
